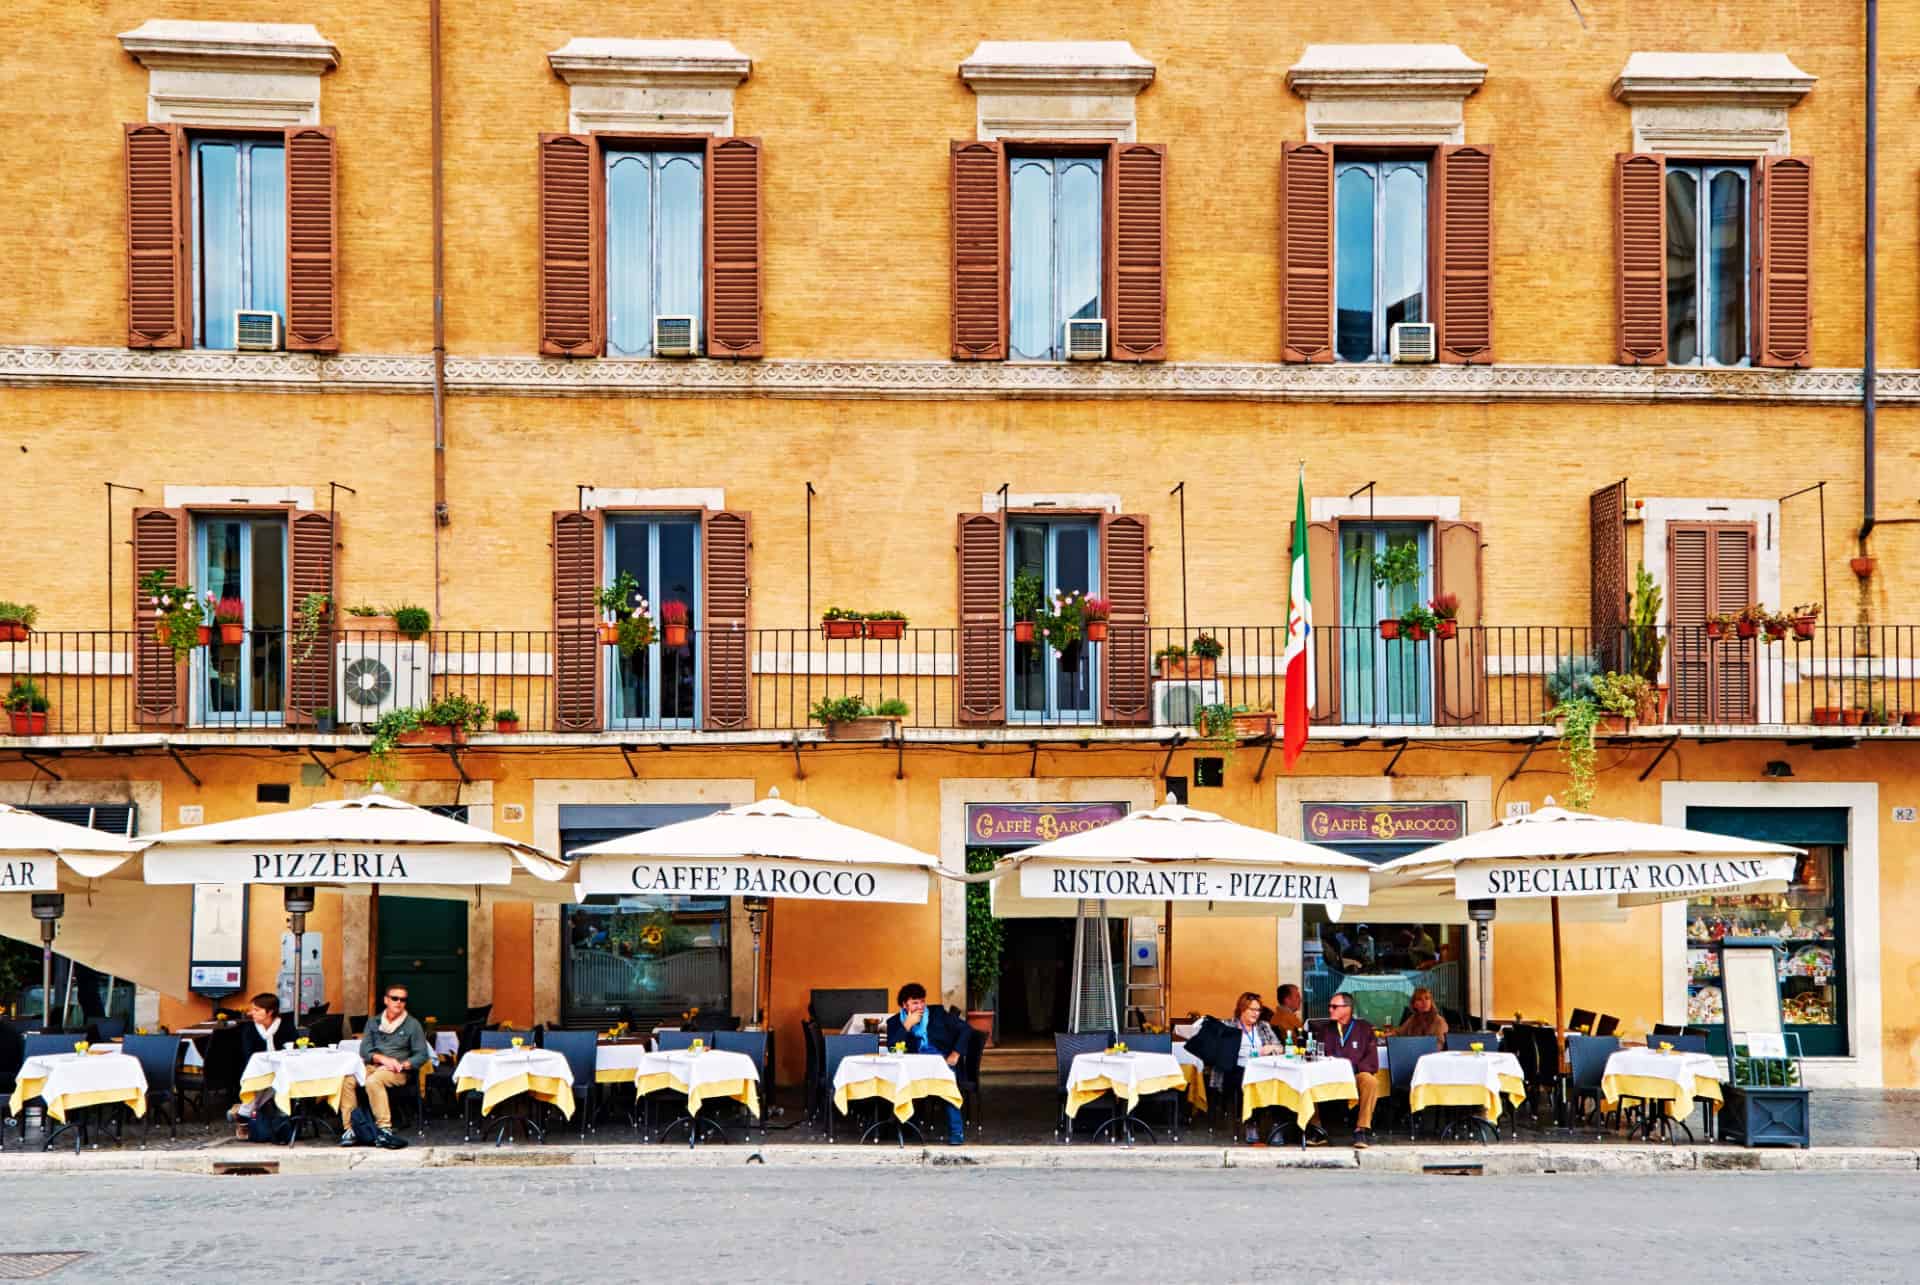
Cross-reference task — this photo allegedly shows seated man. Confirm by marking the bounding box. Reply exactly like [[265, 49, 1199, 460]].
[[340, 984, 430, 1148], [1307, 990, 1380, 1149], [1270, 983, 1305, 1034], [883, 983, 967, 1146]]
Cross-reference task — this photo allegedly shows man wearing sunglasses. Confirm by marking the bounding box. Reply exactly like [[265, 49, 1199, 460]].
[[340, 984, 431, 1147], [1305, 991, 1381, 1149]]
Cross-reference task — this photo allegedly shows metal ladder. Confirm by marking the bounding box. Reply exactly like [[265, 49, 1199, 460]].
[[1124, 916, 1165, 1031]]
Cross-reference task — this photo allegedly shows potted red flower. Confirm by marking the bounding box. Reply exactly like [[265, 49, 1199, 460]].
[[660, 600, 690, 648], [4, 678, 48, 736], [1082, 597, 1110, 644], [862, 610, 907, 641], [1705, 613, 1734, 640], [1734, 605, 1765, 640], [1378, 618, 1401, 641], [1791, 603, 1821, 641], [1429, 594, 1459, 641], [820, 606, 862, 640], [213, 596, 246, 645], [1398, 604, 1439, 643]]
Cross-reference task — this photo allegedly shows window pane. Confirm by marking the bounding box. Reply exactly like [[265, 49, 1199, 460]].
[[1335, 167, 1376, 361], [1010, 523, 1047, 713], [1382, 164, 1425, 330], [1708, 170, 1747, 365], [1666, 169, 1699, 366], [199, 143, 241, 349], [249, 519, 285, 713], [656, 153, 704, 333], [201, 520, 243, 716], [606, 154, 653, 357], [658, 522, 698, 722], [1056, 159, 1102, 331], [1054, 527, 1092, 597], [610, 522, 652, 721], [247, 145, 286, 319], [1009, 160, 1053, 360]]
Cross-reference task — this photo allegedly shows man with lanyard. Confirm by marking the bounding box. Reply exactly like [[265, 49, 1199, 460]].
[[883, 982, 968, 1145], [1307, 990, 1380, 1149]]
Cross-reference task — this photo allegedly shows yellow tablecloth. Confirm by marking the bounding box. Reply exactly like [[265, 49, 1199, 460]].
[[1408, 1051, 1528, 1123], [1601, 1049, 1725, 1120], [1064, 1052, 1186, 1119], [1240, 1058, 1358, 1127], [831, 1053, 962, 1123], [634, 1049, 761, 1119], [594, 1042, 653, 1085], [239, 1048, 367, 1116], [453, 1049, 577, 1119], [10, 1052, 148, 1125], [1169, 1043, 1211, 1114]]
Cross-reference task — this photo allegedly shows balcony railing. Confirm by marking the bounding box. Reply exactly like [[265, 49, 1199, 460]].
[[2, 624, 1918, 737]]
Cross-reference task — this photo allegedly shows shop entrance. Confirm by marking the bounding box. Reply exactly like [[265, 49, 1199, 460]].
[[989, 908, 1127, 1042]]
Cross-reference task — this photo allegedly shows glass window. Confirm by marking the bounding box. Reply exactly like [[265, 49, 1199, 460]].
[[1009, 156, 1103, 361], [195, 515, 285, 723], [193, 138, 286, 350], [1335, 159, 1426, 362], [1666, 163, 1749, 367], [606, 149, 705, 357], [1687, 846, 1845, 1056], [1008, 519, 1098, 722], [1303, 908, 1468, 1026], [1337, 523, 1433, 724], [606, 517, 699, 728]]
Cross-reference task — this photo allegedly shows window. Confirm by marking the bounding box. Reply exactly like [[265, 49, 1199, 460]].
[[605, 148, 704, 357], [1665, 163, 1749, 367], [1338, 523, 1432, 724], [1335, 159, 1426, 362], [605, 516, 699, 728], [192, 137, 285, 350], [195, 515, 286, 724], [1009, 155, 1103, 360], [1008, 519, 1099, 721]]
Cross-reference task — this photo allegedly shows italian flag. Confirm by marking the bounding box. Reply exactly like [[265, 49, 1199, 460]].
[[1282, 469, 1310, 769]]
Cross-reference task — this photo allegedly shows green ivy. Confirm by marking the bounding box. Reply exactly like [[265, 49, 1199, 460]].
[[1549, 697, 1599, 810], [965, 848, 1004, 1006]]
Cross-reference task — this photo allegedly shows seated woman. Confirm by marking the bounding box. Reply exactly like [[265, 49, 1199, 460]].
[[1396, 986, 1449, 1043], [1228, 991, 1283, 1143]]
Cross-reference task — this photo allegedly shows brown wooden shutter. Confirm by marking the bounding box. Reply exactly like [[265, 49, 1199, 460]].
[[539, 134, 603, 357], [950, 141, 1007, 360], [1754, 155, 1813, 368], [1616, 153, 1667, 365], [706, 137, 764, 358], [131, 507, 189, 725], [1433, 144, 1493, 364], [701, 510, 752, 731], [1296, 519, 1341, 722], [552, 509, 604, 732], [1589, 479, 1628, 673], [1280, 141, 1335, 363], [1106, 143, 1166, 361], [1434, 519, 1485, 725], [1099, 513, 1151, 724], [1666, 522, 1756, 723], [285, 510, 336, 723], [1709, 525, 1757, 722], [956, 512, 1005, 724], [125, 123, 188, 349], [284, 126, 340, 352]]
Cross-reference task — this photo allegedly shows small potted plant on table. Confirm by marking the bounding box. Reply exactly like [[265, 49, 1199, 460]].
[[0, 602, 38, 644], [4, 678, 49, 736], [820, 606, 862, 640]]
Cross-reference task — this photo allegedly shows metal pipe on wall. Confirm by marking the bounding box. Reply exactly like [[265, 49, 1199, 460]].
[[430, 0, 449, 617], [1861, 0, 1877, 544]]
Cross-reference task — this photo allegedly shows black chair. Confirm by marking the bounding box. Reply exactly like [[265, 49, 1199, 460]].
[[465, 1004, 493, 1027], [1384, 1035, 1439, 1136], [1594, 1014, 1620, 1038], [306, 1014, 344, 1048], [1566, 1035, 1621, 1127], [1681, 1025, 1711, 1040], [822, 1034, 877, 1143], [1651, 1022, 1685, 1037], [1567, 1008, 1598, 1036], [653, 1030, 705, 1052], [1120, 1033, 1182, 1141], [122, 1034, 184, 1142], [1446, 1031, 1498, 1051], [1053, 1031, 1113, 1141], [808, 988, 888, 1034], [90, 1018, 128, 1043], [1499, 1023, 1561, 1125], [954, 1025, 986, 1137], [349, 1015, 369, 1035], [800, 1019, 823, 1125], [1121, 1032, 1173, 1054], [15, 1034, 82, 1140], [0, 1021, 24, 1149], [691, 1012, 741, 1033], [540, 1029, 599, 1136], [1652, 1033, 1708, 1054], [300, 1002, 330, 1026]]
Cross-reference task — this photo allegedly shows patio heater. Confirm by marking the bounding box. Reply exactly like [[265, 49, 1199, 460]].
[[284, 885, 316, 1025], [744, 894, 771, 1028], [31, 893, 64, 1030], [1467, 897, 1496, 1031]]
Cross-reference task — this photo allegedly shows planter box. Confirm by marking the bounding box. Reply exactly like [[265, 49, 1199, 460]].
[[1839, 708, 1867, 726], [1597, 714, 1632, 734], [1155, 657, 1218, 680], [398, 724, 467, 747], [343, 615, 400, 636], [0, 623, 27, 643], [1719, 1085, 1811, 1148], [1792, 617, 1818, 639], [1435, 619, 1458, 640], [862, 619, 906, 640], [1812, 708, 1841, 726], [823, 716, 900, 741], [1231, 712, 1277, 738], [965, 1010, 995, 1046], [7, 711, 47, 736], [821, 619, 862, 640], [494, 720, 520, 734]]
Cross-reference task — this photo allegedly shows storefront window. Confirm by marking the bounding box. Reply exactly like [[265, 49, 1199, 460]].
[[1303, 907, 1468, 1028], [1687, 845, 1845, 1056]]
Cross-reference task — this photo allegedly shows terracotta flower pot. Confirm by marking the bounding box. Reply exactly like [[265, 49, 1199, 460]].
[[1013, 620, 1035, 643], [863, 618, 906, 640], [1735, 620, 1758, 639], [1155, 657, 1217, 680], [1436, 619, 1458, 640], [218, 623, 245, 645], [1231, 711, 1277, 738], [494, 719, 520, 734], [0, 623, 26, 643], [1705, 621, 1726, 640], [1598, 713, 1632, 734], [398, 724, 466, 746], [1840, 708, 1867, 726], [965, 1011, 995, 1045], [196, 625, 211, 647], [7, 710, 47, 736], [663, 624, 689, 648], [1378, 620, 1400, 641], [597, 622, 620, 645], [821, 618, 861, 640], [1764, 622, 1787, 641], [1902, 712, 1920, 727], [1405, 624, 1429, 642], [824, 716, 900, 741], [1085, 620, 1109, 643], [1792, 617, 1817, 640], [1811, 708, 1840, 726], [154, 623, 170, 645]]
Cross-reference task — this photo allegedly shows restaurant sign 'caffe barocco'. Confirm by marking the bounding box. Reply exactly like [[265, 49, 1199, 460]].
[[1016, 861, 1369, 906], [574, 859, 931, 904]]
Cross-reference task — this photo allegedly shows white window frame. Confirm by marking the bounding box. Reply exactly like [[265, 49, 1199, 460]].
[[1334, 157, 1428, 363], [1666, 162, 1752, 369]]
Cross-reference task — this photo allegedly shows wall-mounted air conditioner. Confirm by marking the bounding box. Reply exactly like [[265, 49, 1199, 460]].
[[1152, 679, 1223, 728], [1064, 318, 1108, 360], [1389, 321, 1437, 364], [653, 315, 697, 357], [234, 309, 284, 351], [335, 640, 429, 725]]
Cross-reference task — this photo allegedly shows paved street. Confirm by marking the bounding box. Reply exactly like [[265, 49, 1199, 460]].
[[2, 1167, 1915, 1281]]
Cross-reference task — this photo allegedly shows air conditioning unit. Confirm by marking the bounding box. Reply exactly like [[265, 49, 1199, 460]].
[[234, 309, 284, 351], [653, 315, 697, 357], [1389, 321, 1437, 363], [1152, 679, 1223, 728], [334, 640, 429, 726], [1064, 318, 1107, 360]]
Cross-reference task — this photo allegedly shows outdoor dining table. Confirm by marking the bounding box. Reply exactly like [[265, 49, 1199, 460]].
[[1167, 1041, 1211, 1114], [240, 1047, 367, 1114], [9, 1048, 147, 1152], [1240, 1054, 1358, 1145], [634, 1047, 761, 1147], [1601, 1047, 1724, 1140], [840, 1012, 894, 1037], [831, 1052, 961, 1146], [594, 1039, 654, 1084], [453, 1047, 576, 1144], [1409, 1050, 1527, 1140], [1064, 1050, 1186, 1145]]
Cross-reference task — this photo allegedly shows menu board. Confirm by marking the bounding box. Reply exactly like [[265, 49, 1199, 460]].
[[1723, 942, 1785, 1045]]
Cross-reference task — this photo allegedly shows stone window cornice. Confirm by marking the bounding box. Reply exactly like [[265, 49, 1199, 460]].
[[547, 38, 751, 135], [118, 19, 340, 126], [1285, 44, 1486, 146], [959, 41, 1155, 142]]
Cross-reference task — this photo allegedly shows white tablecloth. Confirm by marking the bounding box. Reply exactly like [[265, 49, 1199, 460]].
[[1602, 1049, 1724, 1119], [334, 1032, 460, 1059], [634, 1048, 762, 1118], [453, 1048, 577, 1118], [10, 1051, 149, 1123], [831, 1053, 959, 1122], [841, 1012, 895, 1036], [1239, 1055, 1359, 1125], [1409, 1051, 1528, 1122], [594, 1042, 654, 1083], [240, 1048, 367, 1110], [1064, 1051, 1186, 1118]]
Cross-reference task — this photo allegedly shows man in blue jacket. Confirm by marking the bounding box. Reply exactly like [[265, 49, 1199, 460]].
[[883, 982, 968, 1145]]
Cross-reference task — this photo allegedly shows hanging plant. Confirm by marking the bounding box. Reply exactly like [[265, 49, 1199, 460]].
[[1009, 569, 1044, 644], [292, 592, 331, 663], [1548, 697, 1599, 810], [596, 572, 655, 657], [139, 568, 201, 661], [1033, 590, 1087, 653]]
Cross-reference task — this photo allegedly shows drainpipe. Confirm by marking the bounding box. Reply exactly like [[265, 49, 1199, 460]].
[[430, 0, 449, 618], [1860, 0, 1877, 545]]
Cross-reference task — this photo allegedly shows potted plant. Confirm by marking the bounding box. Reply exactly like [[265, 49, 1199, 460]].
[[1232, 705, 1277, 738], [809, 695, 906, 739], [0, 602, 38, 644], [1082, 597, 1110, 643], [1194, 702, 1248, 753], [1355, 540, 1422, 637], [399, 693, 488, 746], [1705, 612, 1735, 640], [213, 596, 246, 645], [1398, 603, 1439, 643], [313, 707, 336, 733], [344, 605, 400, 636], [659, 600, 690, 648], [1547, 695, 1599, 810], [1790, 603, 1821, 641], [139, 569, 202, 660], [965, 848, 1004, 1046], [1761, 609, 1791, 644], [292, 592, 330, 664], [1721, 1039, 1810, 1147], [1734, 605, 1766, 640], [1429, 594, 1459, 640], [597, 574, 654, 656], [1009, 569, 1043, 644], [1590, 671, 1651, 732], [1902, 709, 1920, 728], [863, 610, 908, 641], [1378, 617, 1401, 641], [820, 605, 862, 640], [494, 708, 521, 734], [1840, 706, 1868, 726], [1034, 590, 1087, 655], [1191, 632, 1224, 670], [1153, 644, 1190, 679], [4, 678, 48, 736], [1625, 564, 1667, 718], [392, 605, 432, 641]]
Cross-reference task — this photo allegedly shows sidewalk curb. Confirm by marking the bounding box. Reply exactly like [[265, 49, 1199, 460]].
[[0, 1142, 1913, 1177]]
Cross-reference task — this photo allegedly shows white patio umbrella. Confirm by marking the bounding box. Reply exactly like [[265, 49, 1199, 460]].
[[139, 789, 570, 1017], [0, 804, 190, 1023], [990, 795, 1375, 1024], [1375, 804, 1801, 1032], [569, 788, 938, 1024]]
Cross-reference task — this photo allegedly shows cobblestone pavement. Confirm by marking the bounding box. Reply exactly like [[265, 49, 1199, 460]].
[[1, 1167, 1915, 1281]]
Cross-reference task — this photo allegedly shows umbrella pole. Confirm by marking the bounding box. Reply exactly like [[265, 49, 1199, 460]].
[[367, 882, 381, 1018], [1550, 895, 1565, 1034], [1161, 900, 1173, 1029]]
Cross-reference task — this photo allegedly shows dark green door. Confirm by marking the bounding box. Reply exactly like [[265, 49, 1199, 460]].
[[375, 896, 468, 1027]]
